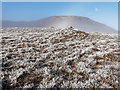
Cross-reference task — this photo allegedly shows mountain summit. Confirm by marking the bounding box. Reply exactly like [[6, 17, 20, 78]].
[[3, 16, 117, 33]]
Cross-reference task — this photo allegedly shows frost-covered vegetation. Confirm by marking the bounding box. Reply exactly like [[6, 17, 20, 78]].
[[0, 27, 119, 88]]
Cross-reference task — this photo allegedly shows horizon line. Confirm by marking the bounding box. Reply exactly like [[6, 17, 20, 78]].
[[2, 15, 117, 31]]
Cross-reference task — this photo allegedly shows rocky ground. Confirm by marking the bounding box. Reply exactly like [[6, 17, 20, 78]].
[[0, 27, 119, 89]]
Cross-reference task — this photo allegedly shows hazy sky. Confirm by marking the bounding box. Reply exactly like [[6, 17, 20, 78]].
[[2, 2, 118, 30]]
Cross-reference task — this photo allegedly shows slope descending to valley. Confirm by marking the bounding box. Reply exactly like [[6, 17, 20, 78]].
[[0, 27, 119, 88]]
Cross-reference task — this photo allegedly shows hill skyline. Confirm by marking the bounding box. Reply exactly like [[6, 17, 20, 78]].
[[2, 16, 117, 34], [3, 2, 118, 30]]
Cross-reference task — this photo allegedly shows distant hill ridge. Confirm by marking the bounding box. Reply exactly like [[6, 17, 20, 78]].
[[2, 16, 117, 33]]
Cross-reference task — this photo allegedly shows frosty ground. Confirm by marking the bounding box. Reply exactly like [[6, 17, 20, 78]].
[[0, 27, 119, 88]]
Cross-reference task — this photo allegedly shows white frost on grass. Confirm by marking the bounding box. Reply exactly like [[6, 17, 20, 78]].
[[1, 27, 119, 88]]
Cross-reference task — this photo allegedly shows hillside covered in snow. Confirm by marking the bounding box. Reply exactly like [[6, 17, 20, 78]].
[[0, 27, 119, 89]]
